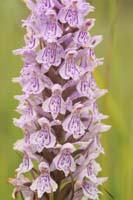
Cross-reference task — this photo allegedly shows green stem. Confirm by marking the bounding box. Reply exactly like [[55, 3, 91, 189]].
[[70, 171, 74, 200], [50, 190, 54, 200], [31, 170, 36, 179]]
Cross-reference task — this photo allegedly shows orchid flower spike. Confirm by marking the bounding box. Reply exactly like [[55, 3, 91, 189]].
[[10, 0, 110, 199]]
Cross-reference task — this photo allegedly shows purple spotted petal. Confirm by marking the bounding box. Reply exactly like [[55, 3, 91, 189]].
[[73, 19, 95, 47], [30, 173, 57, 198], [52, 145, 76, 176], [23, 73, 45, 95], [16, 155, 33, 176], [42, 84, 66, 119], [36, 0, 54, 14], [87, 161, 101, 182], [36, 42, 64, 69], [59, 0, 94, 27], [41, 9, 63, 42], [76, 73, 94, 99], [59, 50, 81, 80], [31, 124, 56, 152], [60, 60, 80, 80], [82, 181, 101, 200], [63, 111, 85, 139], [24, 34, 39, 50], [74, 29, 90, 46], [58, 7, 83, 27]]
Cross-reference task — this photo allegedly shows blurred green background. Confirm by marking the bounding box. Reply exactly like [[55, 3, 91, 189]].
[[0, 0, 132, 199]]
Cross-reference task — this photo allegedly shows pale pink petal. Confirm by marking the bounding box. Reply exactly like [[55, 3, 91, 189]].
[[31, 128, 56, 152], [90, 35, 103, 48], [82, 181, 101, 200], [42, 98, 51, 113], [16, 155, 33, 176], [53, 152, 75, 176], [30, 173, 58, 198], [63, 113, 86, 139]]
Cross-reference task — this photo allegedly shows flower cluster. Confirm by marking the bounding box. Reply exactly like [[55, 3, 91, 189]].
[[10, 0, 111, 199]]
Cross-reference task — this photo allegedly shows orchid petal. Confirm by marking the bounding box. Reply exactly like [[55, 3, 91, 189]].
[[16, 155, 33, 176]]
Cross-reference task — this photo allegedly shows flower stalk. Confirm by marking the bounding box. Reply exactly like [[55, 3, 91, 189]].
[[10, 0, 111, 199]]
